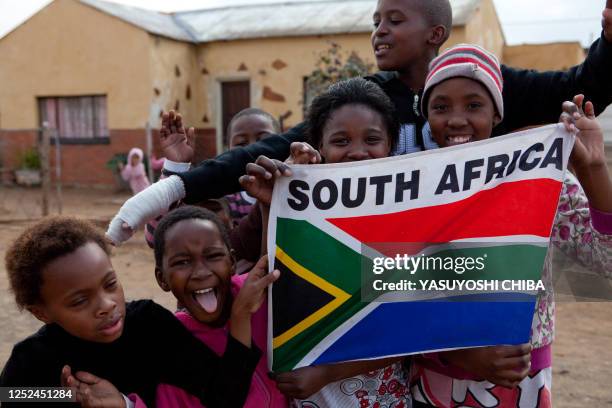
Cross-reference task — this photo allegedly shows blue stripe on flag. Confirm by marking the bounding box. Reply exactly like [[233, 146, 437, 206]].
[[312, 293, 536, 365]]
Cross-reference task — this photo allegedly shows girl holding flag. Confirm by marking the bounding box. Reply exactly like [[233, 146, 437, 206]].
[[240, 78, 411, 408], [406, 44, 612, 408]]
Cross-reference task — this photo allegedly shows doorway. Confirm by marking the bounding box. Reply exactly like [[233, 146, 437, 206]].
[[221, 80, 250, 149]]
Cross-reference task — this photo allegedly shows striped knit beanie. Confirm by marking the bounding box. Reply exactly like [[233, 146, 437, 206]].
[[421, 44, 504, 120]]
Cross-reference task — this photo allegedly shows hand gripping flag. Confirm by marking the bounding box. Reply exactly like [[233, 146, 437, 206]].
[[268, 124, 574, 372]]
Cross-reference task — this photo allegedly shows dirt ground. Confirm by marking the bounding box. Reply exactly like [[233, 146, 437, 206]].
[[0, 186, 611, 407]]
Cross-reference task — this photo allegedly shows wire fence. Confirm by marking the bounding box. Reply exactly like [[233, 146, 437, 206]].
[[0, 126, 63, 221]]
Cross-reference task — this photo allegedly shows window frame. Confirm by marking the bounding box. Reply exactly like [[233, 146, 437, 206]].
[[38, 95, 110, 145]]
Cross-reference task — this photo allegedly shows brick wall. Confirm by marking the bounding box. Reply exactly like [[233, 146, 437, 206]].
[[0, 128, 218, 187], [53, 129, 147, 187], [0, 130, 37, 185], [2, 127, 609, 185]]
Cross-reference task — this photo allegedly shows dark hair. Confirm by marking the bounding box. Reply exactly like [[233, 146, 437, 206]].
[[416, 0, 453, 46], [305, 78, 399, 152], [227, 108, 281, 137], [5, 217, 109, 309], [153, 206, 231, 268]]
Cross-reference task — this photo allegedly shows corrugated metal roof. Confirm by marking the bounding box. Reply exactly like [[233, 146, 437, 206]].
[[177, 0, 483, 42], [79, 0, 195, 42], [81, 0, 482, 43], [175, 1, 375, 42]]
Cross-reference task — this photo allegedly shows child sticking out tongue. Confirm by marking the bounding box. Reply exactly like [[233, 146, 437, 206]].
[[195, 289, 218, 314]]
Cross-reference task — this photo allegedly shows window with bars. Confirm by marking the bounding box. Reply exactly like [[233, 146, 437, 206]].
[[38, 95, 109, 144]]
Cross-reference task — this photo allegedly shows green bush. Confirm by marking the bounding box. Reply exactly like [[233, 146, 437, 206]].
[[106, 153, 128, 171], [106, 152, 150, 173], [303, 42, 374, 111], [20, 148, 41, 170]]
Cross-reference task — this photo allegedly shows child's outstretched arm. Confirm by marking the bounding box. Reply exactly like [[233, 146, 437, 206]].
[[106, 111, 195, 245], [230, 256, 280, 347], [106, 175, 186, 244], [142, 111, 195, 247]]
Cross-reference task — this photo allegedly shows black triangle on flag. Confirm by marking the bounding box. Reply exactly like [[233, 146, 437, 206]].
[[272, 258, 335, 339]]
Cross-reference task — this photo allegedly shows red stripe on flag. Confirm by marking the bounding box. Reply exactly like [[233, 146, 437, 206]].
[[327, 178, 562, 244]]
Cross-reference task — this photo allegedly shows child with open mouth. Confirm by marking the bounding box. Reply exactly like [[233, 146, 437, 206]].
[[152, 205, 287, 407]]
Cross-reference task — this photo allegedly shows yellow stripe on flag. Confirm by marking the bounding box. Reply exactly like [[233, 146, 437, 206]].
[[273, 246, 351, 349]]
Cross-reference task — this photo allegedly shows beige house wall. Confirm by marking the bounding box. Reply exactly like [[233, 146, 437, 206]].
[[445, 26, 469, 49], [462, 0, 505, 60], [148, 35, 202, 128], [0, 0, 152, 129], [196, 33, 375, 149], [503, 43, 585, 71]]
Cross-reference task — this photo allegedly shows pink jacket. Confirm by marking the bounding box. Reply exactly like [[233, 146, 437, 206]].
[[121, 148, 150, 194], [155, 274, 288, 408]]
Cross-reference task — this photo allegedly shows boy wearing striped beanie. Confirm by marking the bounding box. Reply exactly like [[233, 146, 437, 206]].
[[421, 44, 504, 148]]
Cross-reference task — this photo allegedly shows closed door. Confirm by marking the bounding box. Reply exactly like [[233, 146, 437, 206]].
[[221, 81, 250, 148]]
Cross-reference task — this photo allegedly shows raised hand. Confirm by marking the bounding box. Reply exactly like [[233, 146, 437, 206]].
[[61, 365, 126, 408], [233, 256, 280, 315], [239, 155, 292, 206], [438, 344, 532, 388], [560, 94, 606, 172], [160, 110, 195, 163], [560, 94, 612, 212]]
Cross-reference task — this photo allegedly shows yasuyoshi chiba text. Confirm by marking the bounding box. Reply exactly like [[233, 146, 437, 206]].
[[372, 279, 545, 292]]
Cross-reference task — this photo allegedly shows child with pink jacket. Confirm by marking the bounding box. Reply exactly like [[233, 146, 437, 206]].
[[119, 148, 151, 194]]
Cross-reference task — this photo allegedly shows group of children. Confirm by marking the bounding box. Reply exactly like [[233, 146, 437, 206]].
[[4, 0, 612, 407]]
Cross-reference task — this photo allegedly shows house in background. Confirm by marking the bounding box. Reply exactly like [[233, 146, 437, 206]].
[[504, 42, 586, 71], [0, 0, 598, 187]]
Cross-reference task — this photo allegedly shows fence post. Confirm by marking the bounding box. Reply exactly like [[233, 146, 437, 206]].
[[54, 127, 63, 214], [146, 122, 153, 183], [39, 123, 51, 216]]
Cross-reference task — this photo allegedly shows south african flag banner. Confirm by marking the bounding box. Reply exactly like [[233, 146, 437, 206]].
[[268, 124, 574, 372]]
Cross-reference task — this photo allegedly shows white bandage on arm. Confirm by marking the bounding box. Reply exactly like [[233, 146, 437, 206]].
[[163, 158, 191, 173], [106, 175, 186, 245]]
